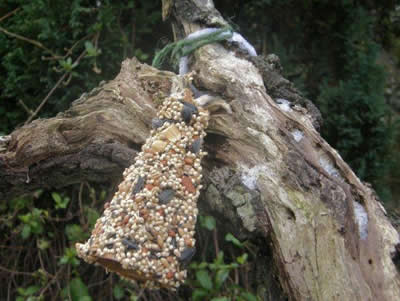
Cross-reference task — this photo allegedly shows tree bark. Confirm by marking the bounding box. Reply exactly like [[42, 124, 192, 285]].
[[1, 0, 399, 300]]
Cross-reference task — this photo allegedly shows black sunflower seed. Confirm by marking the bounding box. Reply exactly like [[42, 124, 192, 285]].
[[151, 118, 177, 129], [158, 188, 175, 204], [189, 138, 202, 154], [149, 252, 160, 260], [151, 118, 164, 129], [122, 239, 139, 250], [132, 175, 146, 196], [105, 243, 113, 249], [181, 102, 198, 124], [179, 247, 196, 264], [107, 233, 116, 239], [171, 237, 177, 248]]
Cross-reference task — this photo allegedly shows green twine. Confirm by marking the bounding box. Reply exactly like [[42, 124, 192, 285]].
[[152, 26, 233, 70]]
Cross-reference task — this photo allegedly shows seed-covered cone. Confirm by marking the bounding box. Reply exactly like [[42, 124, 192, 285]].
[[76, 90, 209, 289]]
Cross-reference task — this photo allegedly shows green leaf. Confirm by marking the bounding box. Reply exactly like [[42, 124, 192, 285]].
[[240, 291, 259, 301], [201, 215, 216, 231], [51, 192, 62, 204], [196, 269, 213, 291], [18, 285, 40, 296], [85, 207, 100, 228], [59, 57, 74, 72], [33, 189, 43, 199], [211, 297, 229, 301], [32, 208, 42, 216], [68, 278, 90, 301], [215, 251, 225, 265], [65, 224, 88, 242], [59, 257, 68, 265], [37, 239, 50, 250], [215, 269, 230, 289], [11, 197, 31, 210], [85, 41, 100, 57], [59, 247, 80, 266], [30, 220, 39, 229], [71, 257, 80, 266], [113, 285, 125, 300], [21, 224, 31, 239], [85, 41, 94, 51], [52, 192, 70, 209], [198, 262, 208, 269], [192, 288, 209, 301], [19, 213, 30, 224], [191, 261, 208, 270], [99, 190, 107, 201], [209, 263, 236, 270], [30, 221, 44, 234], [225, 233, 244, 248], [237, 253, 248, 265]]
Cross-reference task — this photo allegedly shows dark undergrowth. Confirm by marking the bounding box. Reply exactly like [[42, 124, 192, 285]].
[[0, 185, 261, 300]]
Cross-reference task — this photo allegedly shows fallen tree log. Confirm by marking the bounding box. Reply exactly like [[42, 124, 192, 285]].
[[1, 0, 399, 300]]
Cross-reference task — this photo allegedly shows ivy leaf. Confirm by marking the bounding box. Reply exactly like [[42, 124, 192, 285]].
[[196, 269, 213, 291]]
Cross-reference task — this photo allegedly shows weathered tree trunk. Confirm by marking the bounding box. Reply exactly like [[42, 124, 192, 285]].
[[1, 0, 399, 300]]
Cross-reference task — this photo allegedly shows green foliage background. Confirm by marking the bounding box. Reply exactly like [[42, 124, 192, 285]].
[[1, 0, 399, 300], [0, 0, 164, 133]]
